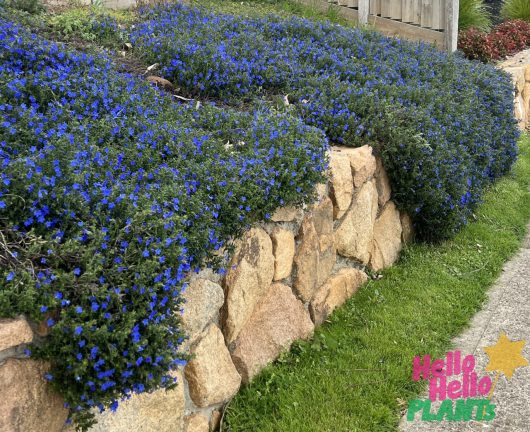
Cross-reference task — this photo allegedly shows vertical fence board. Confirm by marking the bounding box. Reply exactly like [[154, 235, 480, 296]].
[[358, 0, 369, 23], [431, 0, 443, 29], [444, 0, 459, 51], [421, 0, 433, 28], [380, 0, 392, 17], [412, 0, 422, 25], [390, 0, 402, 19], [302, 0, 457, 52], [369, 0, 381, 15], [438, 0, 446, 30], [402, 0, 413, 22]]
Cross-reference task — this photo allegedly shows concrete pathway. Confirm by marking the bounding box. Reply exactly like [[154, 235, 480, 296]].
[[400, 223, 530, 432]]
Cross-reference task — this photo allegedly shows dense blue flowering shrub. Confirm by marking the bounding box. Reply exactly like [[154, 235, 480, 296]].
[[0, 20, 327, 429], [131, 3, 520, 239]]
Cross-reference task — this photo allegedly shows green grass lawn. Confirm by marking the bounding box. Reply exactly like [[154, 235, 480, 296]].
[[224, 135, 530, 432]]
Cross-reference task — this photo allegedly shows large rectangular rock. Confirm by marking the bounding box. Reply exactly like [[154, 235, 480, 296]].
[[230, 283, 314, 383], [0, 316, 33, 352]]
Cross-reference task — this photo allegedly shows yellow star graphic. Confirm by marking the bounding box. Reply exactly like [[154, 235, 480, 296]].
[[484, 332, 529, 379]]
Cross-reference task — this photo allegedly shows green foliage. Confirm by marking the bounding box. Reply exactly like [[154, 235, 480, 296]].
[[188, 0, 349, 25], [46, 8, 124, 44], [0, 0, 44, 28], [502, 0, 530, 22], [131, 4, 519, 241], [0, 20, 326, 430], [459, 0, 492, 31], [225, 136, 530, 431], [4, 0, 44, 14]]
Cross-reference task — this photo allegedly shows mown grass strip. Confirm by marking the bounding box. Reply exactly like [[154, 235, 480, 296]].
[[225, 135, 530, 432]]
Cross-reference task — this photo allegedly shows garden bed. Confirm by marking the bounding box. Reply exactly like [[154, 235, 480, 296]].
[[0, 1, 524, 431]]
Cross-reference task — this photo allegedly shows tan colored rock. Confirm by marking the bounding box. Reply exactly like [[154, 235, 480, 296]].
[[334, 180, 378, 264], [516, 69, 526, 94], [231, 283, 314, 383], [223, 227, 274, 343], [271, 227, 295, 281], [506, 66, 526, 94], [185, 325, 241, 407], [293, 216, 320, 302], [311, 196, 333, 236], [329, 153, 353, 219], [334, 145, 376, 187], [0, 316, 33, 352], [310, 269, 368, 326], [0, 359, 68, 432], [317, 233, 336, 288], [209, 409, 222, 432], [293, 199, 336, 301], [146, 75, 174, 91], [87, 370, 185, 432], [185, 413, 209, 432], [515, 94, 525, 124], [270, 206, 302, 222], [400, 212, 414, 244], [182, 279, 225, 343], [314, 183, 328, 202], [523, 83, 530, 127], [375, 158, 391, 208], [524, 82, 530, 108], [350, 145, 377, 187], [370, 202, 403, 271]]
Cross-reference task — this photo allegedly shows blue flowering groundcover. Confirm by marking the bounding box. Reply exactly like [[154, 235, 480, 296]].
[[132, 3, 520, 240], [0, 1, 521, 430], [0, 18, 326, 429]]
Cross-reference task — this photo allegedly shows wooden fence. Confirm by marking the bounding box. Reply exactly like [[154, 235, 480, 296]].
[[296, 0, 459, 51]]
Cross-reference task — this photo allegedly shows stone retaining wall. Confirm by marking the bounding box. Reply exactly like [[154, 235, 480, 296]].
[[4, 53, 528, 432], [500, 49, 530, 130], [0, 145, 413, 432]]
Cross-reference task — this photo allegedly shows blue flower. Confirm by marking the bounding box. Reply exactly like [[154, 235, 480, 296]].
[[110, 400, 119, 412]]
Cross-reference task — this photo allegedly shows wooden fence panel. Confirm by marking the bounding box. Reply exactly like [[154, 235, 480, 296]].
[[380, 0, 392, 17], [359, 0, 369, 23], [431, 0, 443, 30], [402, 0, 421, 24], [402, 0, 413, 22], [390, 0, 402, 19], [369, 0, 381, 15], [420, 0, 433, 28], [445, 0, 459, 51], [413, 0, 422, 25], [294, 0, 458, 51]]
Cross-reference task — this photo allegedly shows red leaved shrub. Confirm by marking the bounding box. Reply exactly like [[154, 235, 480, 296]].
[[458, 19, 530, 62]]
